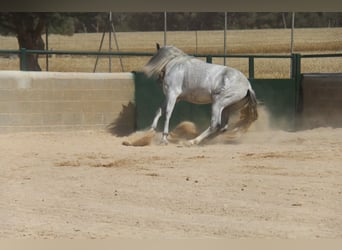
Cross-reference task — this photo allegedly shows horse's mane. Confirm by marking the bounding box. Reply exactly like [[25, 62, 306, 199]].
[[143, 46, 189, 78]]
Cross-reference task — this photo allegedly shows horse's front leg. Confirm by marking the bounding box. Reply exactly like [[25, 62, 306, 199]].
[[150, 108, 161, 131], [160, 94, 178, 145], [150, 99, 168, 132]]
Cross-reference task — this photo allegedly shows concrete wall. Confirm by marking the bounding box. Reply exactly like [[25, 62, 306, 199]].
[[300, 73, 342, 129], [0, 71, 135, 133]]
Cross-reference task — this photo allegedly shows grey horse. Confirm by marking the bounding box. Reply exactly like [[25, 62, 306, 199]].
[[143, 44, 258, 145]]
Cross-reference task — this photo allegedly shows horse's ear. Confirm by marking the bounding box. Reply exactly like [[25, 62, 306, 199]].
[[156, 43, 160, 50]]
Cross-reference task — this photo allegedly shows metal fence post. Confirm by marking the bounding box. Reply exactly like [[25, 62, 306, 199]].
[[291, 53, 301, 79], [295, 53, 301, 80], [295, 53, 302, 101], [248, 57, 255, 79], [20, 48, 27, 71], [293, 53, 302, 129], [291, 54, 295, 79]]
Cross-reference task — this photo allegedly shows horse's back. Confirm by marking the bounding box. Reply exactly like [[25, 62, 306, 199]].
[[181, 58, 251, 92], [165, 58, 250, 104]]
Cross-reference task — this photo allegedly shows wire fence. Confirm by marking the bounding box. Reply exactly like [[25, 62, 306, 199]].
[[0, 28, 341, 77]]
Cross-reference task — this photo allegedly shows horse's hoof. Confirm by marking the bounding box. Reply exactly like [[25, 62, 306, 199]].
[[122, 141, 131, 146], [159, 139, 169, 145], [220, 125, 228, 132], [183, 139, 196, 147]]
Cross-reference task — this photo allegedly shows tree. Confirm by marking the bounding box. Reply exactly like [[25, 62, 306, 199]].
[[0, 12, 76, 71], [126, 13, 164, 31], [0, 13, 46, 70]]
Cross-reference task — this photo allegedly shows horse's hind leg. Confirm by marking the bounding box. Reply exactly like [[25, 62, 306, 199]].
[[187, 93, 245, 145], [220, 107, 230, 132], [187, 102, 223, 145]]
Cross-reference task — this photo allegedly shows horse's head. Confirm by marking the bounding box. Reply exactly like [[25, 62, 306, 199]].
[[144, 44, 187, 78]]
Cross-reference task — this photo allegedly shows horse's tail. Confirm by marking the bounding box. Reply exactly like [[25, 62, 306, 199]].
[[228, 89, 258, 134]]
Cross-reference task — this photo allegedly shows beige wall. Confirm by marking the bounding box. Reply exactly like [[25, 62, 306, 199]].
[[0, 71, 135, 133]]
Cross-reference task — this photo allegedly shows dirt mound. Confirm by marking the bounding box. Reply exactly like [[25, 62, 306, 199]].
[[122, 129, 156, 146], [122, 121, 199, 146]]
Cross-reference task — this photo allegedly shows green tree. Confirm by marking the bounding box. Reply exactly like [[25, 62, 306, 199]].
[[0, 12, 76, 71], [0, 13, 46, 70], [46, 13, 75, 35], [126, 13, 164, 31]]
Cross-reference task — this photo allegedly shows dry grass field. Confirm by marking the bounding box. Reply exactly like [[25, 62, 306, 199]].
[[0, 28, 342, 78]]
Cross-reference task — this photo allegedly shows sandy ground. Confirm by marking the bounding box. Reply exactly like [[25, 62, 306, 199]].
[[0, 121, 341, 239]]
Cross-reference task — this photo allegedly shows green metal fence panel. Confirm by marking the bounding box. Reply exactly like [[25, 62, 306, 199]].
[[250, 79, 296, 130]]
